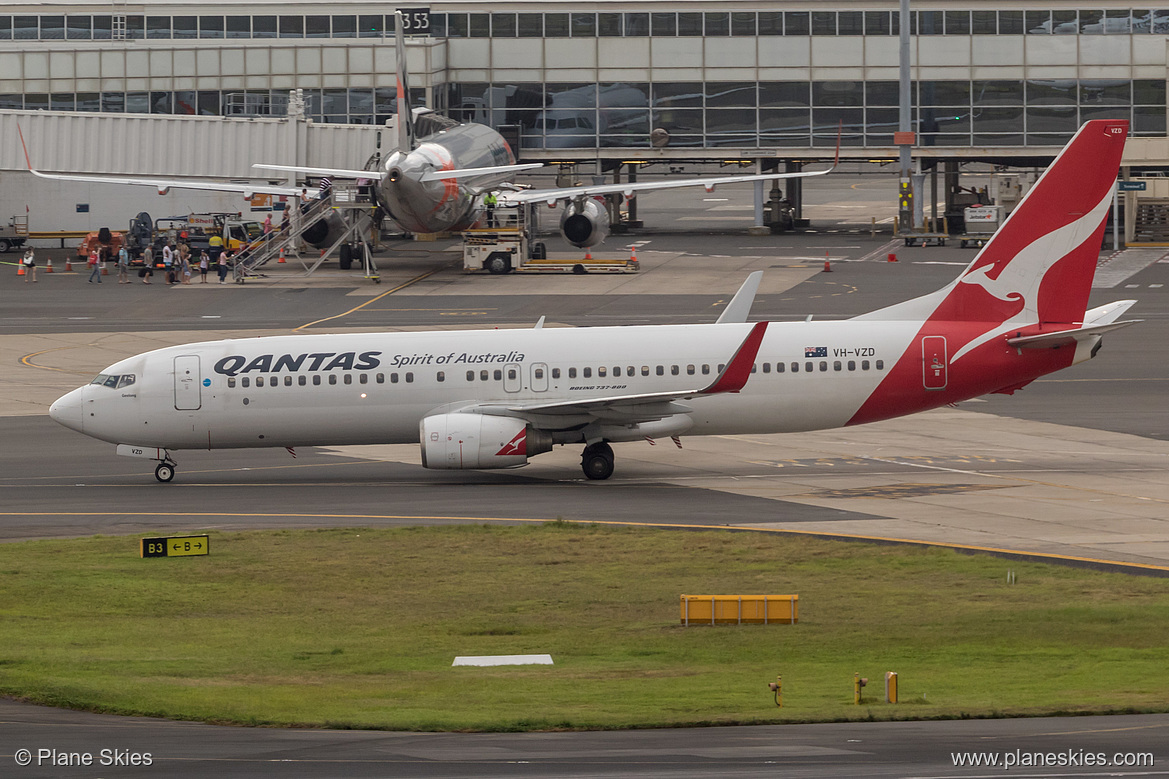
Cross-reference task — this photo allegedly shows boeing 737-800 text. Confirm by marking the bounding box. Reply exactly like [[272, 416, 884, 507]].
[[50, 121, 1137, 483]]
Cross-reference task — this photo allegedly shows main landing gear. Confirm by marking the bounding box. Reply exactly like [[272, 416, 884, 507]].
[[154, 456, 178, 483], [581, 442, 614, 481]]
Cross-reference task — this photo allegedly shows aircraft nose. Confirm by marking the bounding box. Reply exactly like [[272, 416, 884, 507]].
[[49, 387, 85, 433]]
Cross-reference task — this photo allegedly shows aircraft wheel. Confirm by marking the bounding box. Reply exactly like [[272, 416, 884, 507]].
[[581, 442, 614, 481], [154, 463, 176, 483]]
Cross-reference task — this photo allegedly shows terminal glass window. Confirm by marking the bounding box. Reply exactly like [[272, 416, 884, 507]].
[[492, 13, 517, 37], [677, 12, 702, 36], [972, 11, 997, 34], [758, 11, 782, 35], [50, 93, 74, 111], [445, 13, 468, 37], [77, 93, 99, 111], [173, 16, 197, 38], [146, 16, 171, 38], [624, 13, 649, 36], [332, 15, 356, 37], [544, 13, 569, 36], [731, 12, 756, 36], [40, 15, 64, 39], [704, 12, 730, 36], [66, 16, 91, 39], [0, 18, 10, 40], [93, 16, 112, 39], [199, 16, 223, 38], [998, 11, 1024, 34], [651, 13, 676, 36], [253, 16, 276, 38], [1052, 10, 1078, 33], [358, 14, 383, 37], [469, 14, 490, 37], [517, 13, 542, 37], [865, 11, 891, 35], [225, 16, 249, 37], [784, 12, 810, 35], [598, 13, 621, 36], [279, 16, 304, 38], [837, 11, 863, 35], [570, 13, 595, 36], [305, 15, 330, 38], [944, 11, 970, 35], [812, 12, 836, 36]]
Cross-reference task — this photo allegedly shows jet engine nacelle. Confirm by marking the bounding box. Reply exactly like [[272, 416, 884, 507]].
[[559, 198, 610, 248], [419, 412, 552, 470], [300, 209, 348, 250]]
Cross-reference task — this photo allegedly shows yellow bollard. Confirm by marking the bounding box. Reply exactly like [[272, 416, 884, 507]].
[[768, 675, 782, 707], [885, 672, 898, 704], [854, 673, 868, 705]]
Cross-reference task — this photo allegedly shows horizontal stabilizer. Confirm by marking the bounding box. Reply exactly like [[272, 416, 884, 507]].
[[716, 272, 763, 324], [1006, 320, 1140, 349], [1084, 299, 1138, 326]]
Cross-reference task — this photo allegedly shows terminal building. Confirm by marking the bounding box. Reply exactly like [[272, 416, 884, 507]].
[[2, 1, 1169, 234]]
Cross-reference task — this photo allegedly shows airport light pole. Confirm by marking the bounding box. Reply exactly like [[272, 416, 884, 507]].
[[897, 0, 914, 232]]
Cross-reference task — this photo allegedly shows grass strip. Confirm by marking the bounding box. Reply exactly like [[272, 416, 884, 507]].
[[1, 523, 1167, 731]]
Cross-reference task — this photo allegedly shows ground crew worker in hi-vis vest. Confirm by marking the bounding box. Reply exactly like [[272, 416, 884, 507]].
[[484, 191, 498, 228]]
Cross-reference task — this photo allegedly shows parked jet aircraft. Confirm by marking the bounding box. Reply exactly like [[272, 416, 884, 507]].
[[50, 121, 1137, 483]]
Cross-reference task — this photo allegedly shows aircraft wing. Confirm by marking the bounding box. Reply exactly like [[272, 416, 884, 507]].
[[27, 168, 303, 197], [251, 162, 542, 183], [476, 321, 767, 425], [498, 168, 833, 207]]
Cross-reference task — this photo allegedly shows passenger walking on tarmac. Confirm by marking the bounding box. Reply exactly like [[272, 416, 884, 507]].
[[199, 249, 209, 283], [87, 248, 102, 283], [161, 243, 174, 285], [181, 251, 192, 285], [217, 249, 230, 284], [140, 246, 153, 284], [21, 248, 36, 282], [484, 190, 498, 228], [117, 245, 130, 283]]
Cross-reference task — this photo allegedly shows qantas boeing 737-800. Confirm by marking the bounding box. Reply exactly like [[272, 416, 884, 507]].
[[49, 121, 1137, 483]]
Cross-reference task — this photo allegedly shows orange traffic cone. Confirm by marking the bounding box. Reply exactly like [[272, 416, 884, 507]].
[[584, 248, 592, 260], [628, 245, 639, 268], [823, 259, 832, 272], [278, 248, 286, 263], [45, 258, 53, 273], [16, 262, 24, 276], [65, 256, 73, 271], [887, 253, 898, 262]]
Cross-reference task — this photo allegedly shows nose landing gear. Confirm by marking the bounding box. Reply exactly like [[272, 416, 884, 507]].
[[581, 442, 614, 481]]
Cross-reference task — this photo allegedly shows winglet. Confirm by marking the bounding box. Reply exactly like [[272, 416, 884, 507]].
[[716, 272, 763, 324], [701, 321, 768, 394]]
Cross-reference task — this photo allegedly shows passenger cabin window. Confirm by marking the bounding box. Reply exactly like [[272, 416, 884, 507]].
[[627, 366, 634, 376], [359, 374, 368, 384], [833, 361, 842, 371], [598, 366, 607, 377], [819, 361, 827, 372], [751, 364, 757, 373], [376, 373, 385, 384], [656, 366, 664, 376], [848, 360, 855, 371], [284, 375, 293, 386], [228, 377, 236, 387], [344, 374, 353, 385], [535, 368, 544, 379], [583, 367, 592, 378], [613, 366, 621, 377], [776, 362, 785, 373], [791, 363, 799, 373], [552, 368, 560, 379], [805, 362, 813, 372], [391, 373, 400, 383], [507, 368, 517, 380], [467, 371, 475, 381], [406, 372, 414, 383], [762, 363, 771, 373], [436, 371, 445, 382], [298, 375, 307, 386], [862, 360, 870, 370], [270, 375, 278, 386], [314, 375, 322, 385], [702, 364, 710, 375], [687, 364, 695, 375], [671, 365, 679, 376], [329, 375, 337, 385], [242, 377, 251, 387], [568, 367, 577, 378], [480, 370, 489, 381], [641, 366, 649, 376], [257, 376, 265, 387], [876, 360, 885, 370]]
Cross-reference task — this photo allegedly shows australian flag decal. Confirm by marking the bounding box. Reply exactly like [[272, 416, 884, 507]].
[[804, 346, 828, 358]]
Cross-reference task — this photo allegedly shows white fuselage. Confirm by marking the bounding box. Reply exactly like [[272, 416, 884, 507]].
[[50, 321, 921, 452]]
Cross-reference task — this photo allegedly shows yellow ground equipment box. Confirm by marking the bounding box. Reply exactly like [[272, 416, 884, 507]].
[[680, 595, 798, 625]]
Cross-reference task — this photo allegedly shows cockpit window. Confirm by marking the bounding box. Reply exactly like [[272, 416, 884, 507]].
[[90, 374, 135, 389]]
